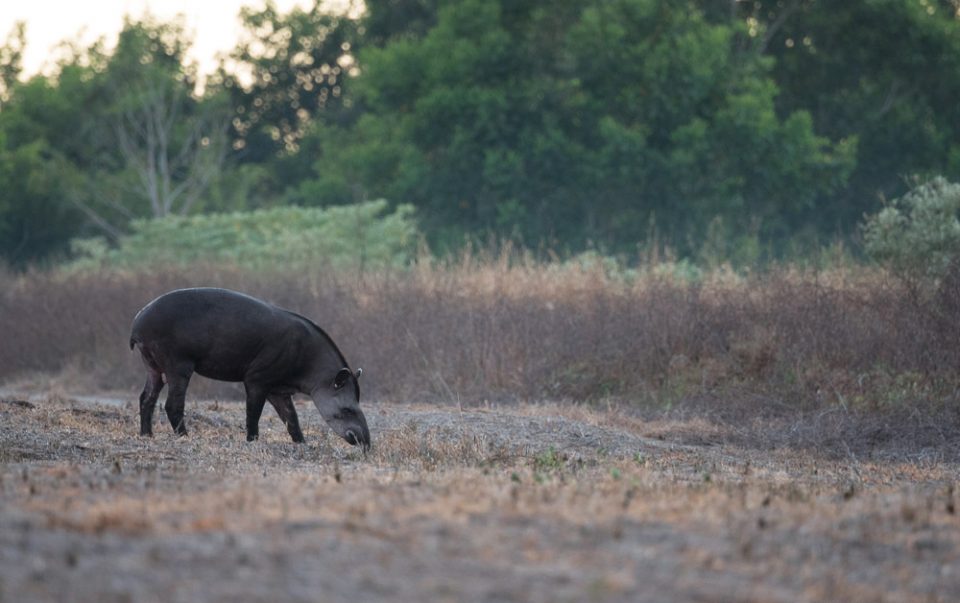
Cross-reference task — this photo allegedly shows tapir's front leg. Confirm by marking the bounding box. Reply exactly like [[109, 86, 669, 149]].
[[268, 394, 305, 443], [244, 383, 268, 441]]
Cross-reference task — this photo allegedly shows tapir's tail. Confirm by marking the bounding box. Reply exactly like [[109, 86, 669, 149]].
[[129, 336, 138, 351]]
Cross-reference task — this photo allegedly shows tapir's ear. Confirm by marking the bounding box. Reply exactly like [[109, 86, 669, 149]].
[[333, 368, 351, 390], [355, 367, 363, 381]]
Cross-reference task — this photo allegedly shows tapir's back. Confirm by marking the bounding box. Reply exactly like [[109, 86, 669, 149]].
[[130, 287, 304, 382]]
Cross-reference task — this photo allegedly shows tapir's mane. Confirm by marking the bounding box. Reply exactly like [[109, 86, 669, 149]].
[[283, 310, 350, 370]]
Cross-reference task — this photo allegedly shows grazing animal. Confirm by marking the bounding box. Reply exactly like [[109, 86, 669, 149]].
[[129, 287, 370, 450]]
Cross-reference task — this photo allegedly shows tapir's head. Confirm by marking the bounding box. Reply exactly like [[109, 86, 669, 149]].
[[312, 367, 370, 451]]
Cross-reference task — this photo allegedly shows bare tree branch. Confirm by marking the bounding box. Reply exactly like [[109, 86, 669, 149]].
[[65, 189, 125, 241], [104, 73, 229, 220], [872, 78, 917, 121], [171, 112, 230, 215]]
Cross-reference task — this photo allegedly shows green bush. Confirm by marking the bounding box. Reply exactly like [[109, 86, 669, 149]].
[[68, 200, 418, 271], [862, 176, 960, 282]]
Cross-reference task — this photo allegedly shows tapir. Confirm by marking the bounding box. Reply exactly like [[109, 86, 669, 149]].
[[129, 287, 370, 450]]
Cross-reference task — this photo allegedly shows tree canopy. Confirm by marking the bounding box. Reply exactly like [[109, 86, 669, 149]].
[[1, 0, 958, 267]]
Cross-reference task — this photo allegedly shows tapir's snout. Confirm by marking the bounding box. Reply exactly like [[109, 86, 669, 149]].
[[328, 407, 371, 452], [344, 422, 371, 452]]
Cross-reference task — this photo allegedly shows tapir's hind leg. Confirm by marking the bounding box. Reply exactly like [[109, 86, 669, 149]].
[[137, 347, 165, 437], [244, 383, 268, 442], [163, 362, 194, 436], [268, 394, 304, 443]]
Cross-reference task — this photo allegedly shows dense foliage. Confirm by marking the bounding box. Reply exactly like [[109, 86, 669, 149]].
[[862, 176, 960, 282], [331, 0, 855, 251], [68, 200, 416, 270], [1, 0, 959, 267]]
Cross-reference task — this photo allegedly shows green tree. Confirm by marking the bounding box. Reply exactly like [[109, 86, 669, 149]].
[[294, 0, 853, 252], [567, 0, 854, 247], [362, 0, 439, 46], [0, 22, 25, 108], [0, 57, 98, 265], [95, 18, 230, 225], [222, 0, 360, 164], [739, 0, 960, 234], [0, 16, 233, 265]]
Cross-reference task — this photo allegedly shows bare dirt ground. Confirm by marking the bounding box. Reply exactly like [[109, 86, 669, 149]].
[[1, 392, 959, 603]]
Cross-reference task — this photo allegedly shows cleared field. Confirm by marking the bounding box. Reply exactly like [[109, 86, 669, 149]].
[[1, 393, 958, 602]]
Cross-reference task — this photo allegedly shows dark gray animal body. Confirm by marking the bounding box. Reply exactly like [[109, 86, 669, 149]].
[[129, 287, 369, 449]]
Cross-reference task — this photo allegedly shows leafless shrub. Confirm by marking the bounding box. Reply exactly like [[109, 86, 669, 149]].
[[1, 257, 958, 419]]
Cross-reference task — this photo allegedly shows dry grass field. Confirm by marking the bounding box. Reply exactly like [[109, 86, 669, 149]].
[[3, 259, 960, 601], [1, 391, 958, 603]]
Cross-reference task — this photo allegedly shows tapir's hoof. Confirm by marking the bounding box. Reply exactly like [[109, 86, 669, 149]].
[[246, 434, 259, 442]]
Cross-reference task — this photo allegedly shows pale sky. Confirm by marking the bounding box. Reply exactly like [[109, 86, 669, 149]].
[[0, 0, 326, 79]]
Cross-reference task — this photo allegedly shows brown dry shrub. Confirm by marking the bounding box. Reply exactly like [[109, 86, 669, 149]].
[[1, 257, 958, 414]]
